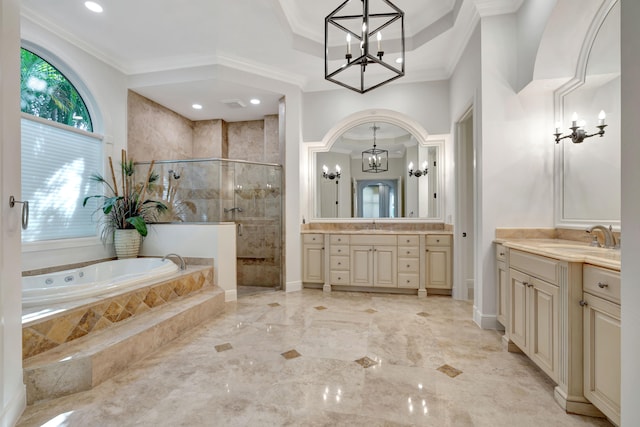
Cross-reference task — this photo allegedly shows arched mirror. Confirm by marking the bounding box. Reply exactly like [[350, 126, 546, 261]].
[[311, 120, 444, 220], [556, 0, 620, 227]]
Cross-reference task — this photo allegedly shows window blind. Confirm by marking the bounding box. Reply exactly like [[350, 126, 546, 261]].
[[21, 116, 103, 242]]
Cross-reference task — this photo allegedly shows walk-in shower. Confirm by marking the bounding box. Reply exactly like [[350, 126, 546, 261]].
[[134, 159, 283, 290]]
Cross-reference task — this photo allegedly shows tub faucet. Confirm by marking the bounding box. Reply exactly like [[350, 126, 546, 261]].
[[162, 253, 186, 270], [586, 225, 617, 249]]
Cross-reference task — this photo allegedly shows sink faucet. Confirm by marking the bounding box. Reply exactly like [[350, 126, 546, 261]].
[[161, 253, 186, 270], [587, 225, 617, 249], [224, 207, 243, 213]]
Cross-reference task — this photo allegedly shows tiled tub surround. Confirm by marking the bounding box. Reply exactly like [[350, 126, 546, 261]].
[[22, 265, 215, 359], [22, 265, 224, 404]]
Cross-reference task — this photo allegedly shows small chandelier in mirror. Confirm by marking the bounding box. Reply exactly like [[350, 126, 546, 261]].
[[362, 124, 388, 173], [325, 0, 405, 94]]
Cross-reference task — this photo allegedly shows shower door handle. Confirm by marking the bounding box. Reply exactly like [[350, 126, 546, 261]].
[[9, 196, 29, 230], [237, 223, 243, 236]]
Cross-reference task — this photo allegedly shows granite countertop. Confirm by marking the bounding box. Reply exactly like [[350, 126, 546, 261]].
[[495, 238, 621, 271]]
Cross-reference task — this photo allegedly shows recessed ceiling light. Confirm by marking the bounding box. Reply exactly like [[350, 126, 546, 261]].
[[84, 1, 103, 13], [395, 57, 403, 64], [250, 98, 261, 105], [192, 104, 203, 110]]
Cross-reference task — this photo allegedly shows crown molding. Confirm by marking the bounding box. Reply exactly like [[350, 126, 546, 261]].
[[473, 0, 524, 17]]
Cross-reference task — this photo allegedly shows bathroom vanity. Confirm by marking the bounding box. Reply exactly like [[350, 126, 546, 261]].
[[302, 230, 452, 297], [495, 237, 620, 426]]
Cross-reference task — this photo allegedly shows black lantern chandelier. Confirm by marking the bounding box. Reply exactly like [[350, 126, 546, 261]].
[[325, 0, 405, 94], [362, 124, 388, 173]]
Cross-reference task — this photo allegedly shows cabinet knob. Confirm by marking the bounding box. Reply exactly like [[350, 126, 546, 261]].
[[338, 262, 341, 266], [406, 280, 410, 283], [579, 300, 588, 307], [436, 239, 440, 243], [597, 282, 609, 289], [499, 252, 505, 256], [406, 251, 411, 254], [406, 264, 410, 268]]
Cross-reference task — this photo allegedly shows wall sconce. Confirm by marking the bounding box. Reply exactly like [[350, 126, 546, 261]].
[[408, 161, 428, 178], [554, 111, 607, 144], [322, 164, 341, 180]]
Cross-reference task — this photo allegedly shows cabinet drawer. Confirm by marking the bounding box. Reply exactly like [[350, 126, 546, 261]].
[[509, 250, 558, 285], [426, 235, 451, 246], [398, 235, 419, 246], [583, 265, 620, 304], [495, 244, 507, 262], [330, 271, 350, 285], [398, 246, 420, 258], [330, 235, 350, 245], [303, 234, 323, 244], [398, 273, 419, 289], [350, 235, 397, 246], [330, 255, 349, 271], [330, 245, 349, 256], [398, 258, 419, 273]]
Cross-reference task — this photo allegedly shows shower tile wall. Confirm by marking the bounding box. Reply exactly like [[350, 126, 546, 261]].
[[129, 94, 283, 288], [127, 91, 193, 162]]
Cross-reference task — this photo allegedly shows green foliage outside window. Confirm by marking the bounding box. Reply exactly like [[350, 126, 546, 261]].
[[20, 48, 93, 131]]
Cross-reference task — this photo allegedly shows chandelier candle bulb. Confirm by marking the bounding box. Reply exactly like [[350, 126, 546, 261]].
[[408, 162, 414, 171], [346, 33, 351, 55], [377, 32, 382, 51], [571, 112, 578, 127], [599, 110, 606, 125]]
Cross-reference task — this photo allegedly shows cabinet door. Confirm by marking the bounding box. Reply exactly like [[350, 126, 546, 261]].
[[583, 293, 621, 425], [509, 268, 528, 352], [303, 244, 324, 283], [496, 260, 508, 327], [350, 245, 373, 286], [425, 246, 451, 289], [373, 245, 397, 287], [529, 277, 558, 382]]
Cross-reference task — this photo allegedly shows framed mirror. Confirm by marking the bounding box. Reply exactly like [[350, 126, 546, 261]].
[[555, 0, 620, 228], [309, 117, 444, 220]]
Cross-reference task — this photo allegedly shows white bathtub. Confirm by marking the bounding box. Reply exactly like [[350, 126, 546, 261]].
[[22, 258, 180, 308]]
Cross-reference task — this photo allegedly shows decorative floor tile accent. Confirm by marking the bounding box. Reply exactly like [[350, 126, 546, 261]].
[[281, 349, 301, 360], [215, 343, 233, 353], [416, 311, 431, 318], [364, 308, 377, 314], [314, 306, 327, 311], [355, 356, 379, 368], [268, 302, 281, 307], [437, 364, 463, 378]]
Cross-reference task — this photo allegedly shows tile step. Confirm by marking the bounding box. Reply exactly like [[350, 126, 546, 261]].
[[23, 286, 225, 404]]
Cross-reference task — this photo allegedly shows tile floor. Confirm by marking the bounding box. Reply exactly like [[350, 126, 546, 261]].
[[17, 289, 613, 427]]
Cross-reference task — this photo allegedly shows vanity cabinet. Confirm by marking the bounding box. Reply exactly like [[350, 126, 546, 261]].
[[496, 244, 508, 328], [349, 235, 397, 287], [582, 265, 620, 426], [509, 266, 559, 382], [302, 234, 324, 283], [424, 235, 452, 290], [398, 235, 420, 289]]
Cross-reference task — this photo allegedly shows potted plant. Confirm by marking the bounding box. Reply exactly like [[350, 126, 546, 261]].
[[83, 150, 167, 258]]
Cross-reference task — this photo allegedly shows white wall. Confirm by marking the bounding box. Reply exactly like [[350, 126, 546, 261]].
[[515, 0, 558, 91], [20, 16, 129, 270], [0, 0, 26, 424], [620, 0, 640, 424], [475, 13, 555, 327], [140, 224, 237, 302], [302, 81, 450, 142]]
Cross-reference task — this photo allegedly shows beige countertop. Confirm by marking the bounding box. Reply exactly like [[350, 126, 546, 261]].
[[495, 238, 620, 271], [301, 230, 453, 235]]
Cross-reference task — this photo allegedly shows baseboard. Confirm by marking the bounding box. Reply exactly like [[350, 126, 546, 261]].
[[473, 305, 499, 329], [0, 383, 26, 427], [286, 280, 302, 292], [225, 289, 237, 302]]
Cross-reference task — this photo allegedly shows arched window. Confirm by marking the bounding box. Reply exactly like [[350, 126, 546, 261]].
[[21, 48, 93, 131], [20, 47, 103, 242]]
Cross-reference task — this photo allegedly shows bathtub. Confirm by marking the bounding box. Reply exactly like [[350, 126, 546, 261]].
[[22, 258, 180, 308]]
